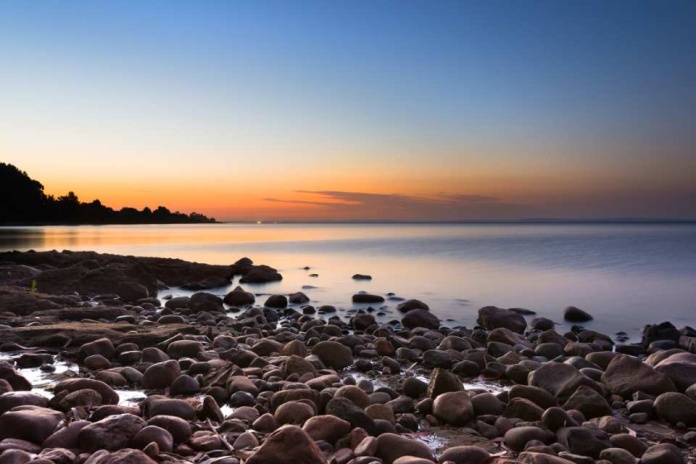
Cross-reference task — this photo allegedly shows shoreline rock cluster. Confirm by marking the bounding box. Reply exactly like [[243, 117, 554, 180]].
[[0, 250, 694, 464]]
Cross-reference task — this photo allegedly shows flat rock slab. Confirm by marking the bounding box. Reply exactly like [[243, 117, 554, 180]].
[[0, 322, 197, 348]]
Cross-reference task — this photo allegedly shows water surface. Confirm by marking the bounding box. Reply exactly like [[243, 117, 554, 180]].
[[1, 223, 695, 339]]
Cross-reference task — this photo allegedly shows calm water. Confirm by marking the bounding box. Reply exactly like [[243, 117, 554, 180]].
[[1, 223, 695, 339]]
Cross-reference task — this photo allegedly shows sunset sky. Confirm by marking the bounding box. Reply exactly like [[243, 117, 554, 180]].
[[1, 1, 695, 221]]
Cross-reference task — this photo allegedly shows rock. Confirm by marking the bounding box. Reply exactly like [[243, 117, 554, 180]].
[[0, 406, 64, 444], [403, 377, 428, 399], [43, 420, 90, 449], [54, 378, 119, 405], [238, 264, 282, 284], [117, 281, 149, 302], [142, 397, 195, 421], [38, 448, 76, 464], [427, 368, 464, 398], [528, 362, 602, 402], [56, 388, 103, 411], [170, 374, 200, 396], [142, 360, 181, 389], [147, 415, 192, 444], [563, 386, 612, 419], [84, 448, 156, 464], [508, 385, 557, 410], [477, 306, 527, 333], [609, 434, 647, 458], [397, 299, 429, 312], [517, 452, 576, 464], [601, 354, 676, 398], [374, 433, 434, 464], [438, 446, 490, 464], [335, 385, 371, 409], [470, 392, 505, 416], [432, 391, 473, 426], [0, 392, 49, 414], [352, 293, 385, 304], [504, 397, 544, 421], [325, 398, 375, 435], [653, 392, 696, 425], [166, 340, 203, 359], [245, 425, 326, 464], [352, 274, 372, 280], [131, 425, 174, 452], [289, 292, 310, 304], [275, 401, 315, 426], [556, 426, 610, 459], [78, 413, 146, 452], [504, 426, 552, 452], [188, 292, 223, 313], [302, 415, 351, 443], [598, 448, 638, 464], [654, 352, 696, 391], [352, 313, 376, 331], [402, 308, 440, 330], [78, 338, 115, 363], [311, 341, 353, 370], [264, 294, 288, 308], [640, 443, 685, 464], [563, 306, 593, 322], [223, 286, 255, 306]]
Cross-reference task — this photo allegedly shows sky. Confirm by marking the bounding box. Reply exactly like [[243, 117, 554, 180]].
[[1, 0, 695, 221]]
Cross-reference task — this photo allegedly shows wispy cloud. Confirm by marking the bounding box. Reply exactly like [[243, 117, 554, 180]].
[[263, 190, 524, 221]]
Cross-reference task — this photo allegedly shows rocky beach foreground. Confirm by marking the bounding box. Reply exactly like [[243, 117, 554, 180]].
[[0, 250, 694, 464]]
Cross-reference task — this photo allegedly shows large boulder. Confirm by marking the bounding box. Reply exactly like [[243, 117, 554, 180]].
[[117, 281, 149, 303], [245, 425, 326, 464], [601, 354, 676, 398], [223, 286, 255, 306], [477, 306, 526, 333], [563, 306, 593, 322]]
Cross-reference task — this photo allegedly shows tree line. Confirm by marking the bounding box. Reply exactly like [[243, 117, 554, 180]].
[[0, 163, 216, 224]]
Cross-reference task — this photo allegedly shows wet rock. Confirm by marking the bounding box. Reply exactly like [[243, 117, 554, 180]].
[[264, 294, 288, 308], [556, 426, 610, 459], [335, 385, 371, 409], [142, 397, 195, 421], [427, 367, 464, 398], [311, 341, 353, 370], [223, 286, 255, 306], [289, 292, 310, 304], [56, 388, 103, 411], [302, 415, 351, 443], [529, 362, 602, 402], [117, 281, 149, 303], [84, 448, 156, 464], [598, 447, 638, 464], [516, 452, 576, 464], [438, 446, 491, 464], [608, 434, 647, 458], [504, 397, 544, 421], [640, 443, 685, 464], [78, 338, 115, 363], [397, 299, 429, 312], [563, 386, 612, 419], [170, 374, 200, 396], [563, 306, 593, 322], [238, 265, 282, 284], [653, 392, 696, 425], [83, 355, 111, 370], [478, 306, 527, 333], [131, 425, 174, 452], [188, 292, 223, 313], [352, 293, 385, 304], [166, 340, 203, 359], [352, 274, 372, 280], [0, 406, 63, 444], [432, 391, 473, 426], [142, 360, 181, 389], [402, 308, 440, 330], [374, 433, 433, 464], [146, 415, 192, 444], [275, 401, 315, 426], [326, 398, 375, 435], [654, 352, 696, 391], [601, 354, 676, 398], [78, 413, 146, 452], [245, 425, 326, 464], [504, 426, 552, 452], [352, 313, 376, 332], [54, 378, 119, 405], [0, 392, 49, 414], [471, 392, 505, 416], [43, 420, 90, 449], [403, 377, 428, 399]]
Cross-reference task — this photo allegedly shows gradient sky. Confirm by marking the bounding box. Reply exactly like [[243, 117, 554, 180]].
[[1, 0, 695, 221]]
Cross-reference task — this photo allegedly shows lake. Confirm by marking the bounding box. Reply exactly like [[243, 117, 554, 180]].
[[1, 223, 695, 340]]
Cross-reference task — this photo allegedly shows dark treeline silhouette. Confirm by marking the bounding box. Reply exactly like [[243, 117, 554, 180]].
[[0, 163, 216, 225]]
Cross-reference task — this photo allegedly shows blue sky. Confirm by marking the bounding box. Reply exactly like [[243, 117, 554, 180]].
[[1, 1, 694, 220]]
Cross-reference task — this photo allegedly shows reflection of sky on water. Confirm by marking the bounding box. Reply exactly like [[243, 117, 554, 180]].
[[1, 223, 695, 338]]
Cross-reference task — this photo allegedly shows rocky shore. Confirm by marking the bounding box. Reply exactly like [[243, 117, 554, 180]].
[[0, 250, 694, 464]]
